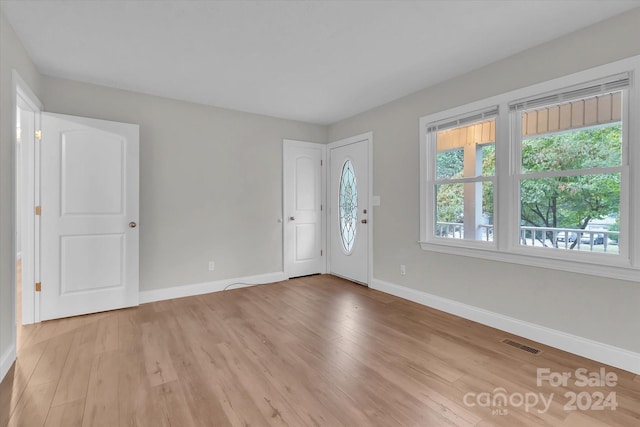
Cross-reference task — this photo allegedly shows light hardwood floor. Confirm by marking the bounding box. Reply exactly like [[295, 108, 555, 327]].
[[1, 274, 639, 426]]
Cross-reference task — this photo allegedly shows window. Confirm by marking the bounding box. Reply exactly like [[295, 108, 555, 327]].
[[512, 82, 627, 256], [427, 110, 497, 243], [419, 56, 640, 281]]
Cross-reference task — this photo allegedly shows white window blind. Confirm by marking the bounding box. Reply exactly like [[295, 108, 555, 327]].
[[427, 107, 498, 133]]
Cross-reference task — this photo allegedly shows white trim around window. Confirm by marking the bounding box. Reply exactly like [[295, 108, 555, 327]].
[[419, 55, 640, 282]]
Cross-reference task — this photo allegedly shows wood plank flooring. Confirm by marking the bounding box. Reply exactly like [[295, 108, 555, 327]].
[[1, 274, 639, 426]]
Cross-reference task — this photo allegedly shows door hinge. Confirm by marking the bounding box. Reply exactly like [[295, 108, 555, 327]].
[[35, 206, 41, 215], [35, 130, 42, 141], [320, 204, 323, 211], [321, 250, 323, 256], [35, 282, 41, 292], [321, 159, 323, 166]]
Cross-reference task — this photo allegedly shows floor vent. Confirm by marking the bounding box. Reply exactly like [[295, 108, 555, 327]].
[[502, 339, 541, 355]]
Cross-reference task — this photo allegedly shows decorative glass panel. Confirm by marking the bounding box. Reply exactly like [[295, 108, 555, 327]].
[[339, 160, 358, 253]]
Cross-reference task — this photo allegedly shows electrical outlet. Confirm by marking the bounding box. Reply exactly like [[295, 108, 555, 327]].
[[400, 264, 406, 276], [208, 261, 215, 271]]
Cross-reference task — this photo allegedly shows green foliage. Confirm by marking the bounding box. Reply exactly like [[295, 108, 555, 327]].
[[436, 149, 463, 180], [435, 149, 464, 223], [521, 125, 621, 173], [608, 220, 620, 243], [481, 145, 495, 222], [436, 183, 464, 223], [520, 125, 621, 233]]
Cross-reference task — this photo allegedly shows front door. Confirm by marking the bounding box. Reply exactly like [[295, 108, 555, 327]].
[[40, 113, 139, 320], [329, 135, 370, 284]]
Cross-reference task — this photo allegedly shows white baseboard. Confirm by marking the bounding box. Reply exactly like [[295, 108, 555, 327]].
[[370, 278, 640, 375], [139, 271, 288, 304], [1, 344, 16, 383]]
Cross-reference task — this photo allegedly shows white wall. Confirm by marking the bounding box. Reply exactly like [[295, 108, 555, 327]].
[[328, 9, 640, 354], [0, 9, 43, 378], [41, 76, 328, 292]]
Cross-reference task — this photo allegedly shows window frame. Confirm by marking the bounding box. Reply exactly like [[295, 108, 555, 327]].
[[509, 83, 629, 265], [424, 107, 499, 248], [419, 55, 640, 282]]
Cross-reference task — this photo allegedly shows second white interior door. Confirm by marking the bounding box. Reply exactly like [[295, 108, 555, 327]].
[[283, 140, 325, 278]]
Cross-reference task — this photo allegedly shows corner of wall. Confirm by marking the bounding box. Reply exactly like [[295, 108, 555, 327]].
[[0, 343, 16, 383]]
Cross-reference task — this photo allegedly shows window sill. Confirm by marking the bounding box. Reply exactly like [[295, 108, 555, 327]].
[[419, 241, 639, 283]]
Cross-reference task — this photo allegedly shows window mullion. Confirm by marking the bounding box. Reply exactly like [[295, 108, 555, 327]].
[[625, 78, 638, 267], [435, 176, 494, 185], [502, 107, 521, 252]]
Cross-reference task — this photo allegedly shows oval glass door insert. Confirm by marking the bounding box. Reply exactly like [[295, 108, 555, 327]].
[[339, 159, 358, 254]]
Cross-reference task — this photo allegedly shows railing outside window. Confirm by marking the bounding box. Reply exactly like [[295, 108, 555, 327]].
[[435, 222, 619, 254]]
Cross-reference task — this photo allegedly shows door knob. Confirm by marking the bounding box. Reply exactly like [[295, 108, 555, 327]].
[[289, 217, 295, 221], [361, 219, 367, 224], [129, 221, 137, 228]]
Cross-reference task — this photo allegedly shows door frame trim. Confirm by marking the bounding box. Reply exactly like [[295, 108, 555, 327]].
[[327, 132, 373, 285], [282, 139, 327, 278], [12, 70, 43, 327]]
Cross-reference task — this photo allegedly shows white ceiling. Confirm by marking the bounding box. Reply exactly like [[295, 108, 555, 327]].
[[2, 1, 639, 125]]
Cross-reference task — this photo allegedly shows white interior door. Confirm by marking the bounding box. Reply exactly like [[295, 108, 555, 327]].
[[40, 113, 139, 321], [329, 135, 370, 284], [283, 140, 325, 278]]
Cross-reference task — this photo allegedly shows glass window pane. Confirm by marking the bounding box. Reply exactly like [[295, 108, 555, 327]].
[[436, 148, 463, 180], [481, 181, 494, 242], [435, 182, 493, 241], [481, 144, 495, 176], [521, 121, 622, 174], [519, 173, 620, 254], [436, 118, 495, 179], [436, 183, 463, 239]]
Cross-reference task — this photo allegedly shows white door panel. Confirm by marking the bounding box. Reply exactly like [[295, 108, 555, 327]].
[[40, 113, 139, 320], [61, 131, 124, 214], [284, 140, 325, 278], [329, 137, 370, 284], [60, 234, 123, 292]]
